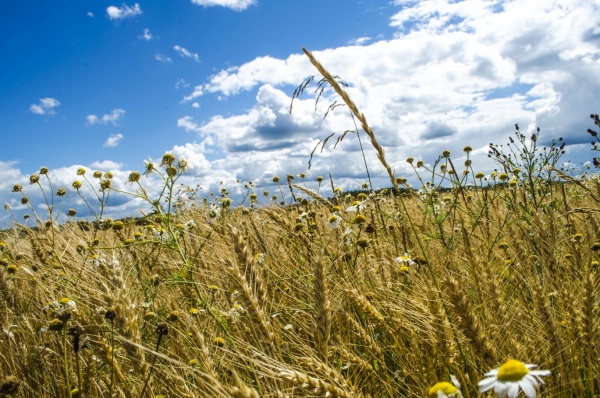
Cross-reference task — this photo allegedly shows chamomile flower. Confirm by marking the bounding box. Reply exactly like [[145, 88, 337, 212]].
[[346, 200, 366, 213], [340, 227, 353, 246], [184, 219, 196, 230], [328, 213, 341, 229], [395, 253, 416, 267], [478, 359, 550, 398], [429, 375, 462, 398], [206, 203, 220, 224]]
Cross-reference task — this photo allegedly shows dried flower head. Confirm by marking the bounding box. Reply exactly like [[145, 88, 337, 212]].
[[93, 171, 103, 178], [128, 171, 141, 184], [0, 375, 20, 396], [143, 160, 155, 176], [161, 153, 176, 167], [354, 214, 367, 224], [56, 188, 67, 197], [177, 158, 188, 171], [166, 166, 177, 177], [29, 174, 40, 184]]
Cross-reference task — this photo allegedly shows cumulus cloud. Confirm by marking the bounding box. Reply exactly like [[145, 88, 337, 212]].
[[348, 36, 372, 46], [86, 109, 126, 125], [155, 54, 173, 63], [177, 0, 599, 189], [87, 11, 94, 18], [89, 160, 123, 170], [174, 45, 200, 62], [106, 3, 142, 20], [4, 0, 599, 226], [177, 116, 203, 134], [182, 85, 204, 102], [140, 28, 153, 40], [29, 98, 60, 115], [190, 0, 256, 11], [103, 134, 124, 148]]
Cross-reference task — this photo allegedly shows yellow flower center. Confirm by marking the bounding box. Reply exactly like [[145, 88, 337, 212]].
[[429, 382, 457, 397], [497, 359, 529, 382]]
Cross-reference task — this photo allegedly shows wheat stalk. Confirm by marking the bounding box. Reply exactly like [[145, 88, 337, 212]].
[[302, 48, 397, 191]]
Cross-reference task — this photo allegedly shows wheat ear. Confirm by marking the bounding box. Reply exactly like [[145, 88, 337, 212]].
[[293, 183, 332, 206], [444, 275, 496, 366], [230, 226, 268, 307], [345, 286, 391, 333], [313, 257, 331, 362], [225, 258, 276, 350], [277, 368, 360, 398], [302, 48, 397, 190]]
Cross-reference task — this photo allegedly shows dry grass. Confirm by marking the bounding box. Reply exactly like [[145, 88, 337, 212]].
[[1, 52, 599, 398], [1, 177, 599, 397]]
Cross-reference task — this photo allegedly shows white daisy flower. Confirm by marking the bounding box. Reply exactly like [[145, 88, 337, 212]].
[[478, 359, 551, 398], [340, 227, 353, 246], [184, 219, 196, 229], [395, 253, 415, 267], [328, 213, 341, 229], [429, 375, 462, 398], [345, 200, 366, 213], [206, 203, 220, 224]]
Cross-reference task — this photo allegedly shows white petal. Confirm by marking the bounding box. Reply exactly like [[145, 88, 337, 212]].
[[493, 382, 509, 398], [483, 368, 500, 377], [524, 374, 539, 389], [519, 379, 537, 398], [450, 374, 461, 389], [530, 370, 551, 377], [478, 377, 497, 393], [506, 382, 520, 398]]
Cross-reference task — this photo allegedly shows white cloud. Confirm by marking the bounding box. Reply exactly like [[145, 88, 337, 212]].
[[175, 0, 599, 190], [155, 54, 173, 63], [29, 98, 60, 115], [87, 11, 95, 18], [177, 116, 203, 134], [140, 28, 153, 40], [190, 0, 255, 11], [89, 160, 123, 170], [349, 36, 372, 46], [103, 134, 124, 148], [106, 3, 142, 20], [182, 85, 204, 102], [174, 45, 200, 63], [86, 109, 126, 125], [175, 79, 190, 89], [192, 102, 200, 108]]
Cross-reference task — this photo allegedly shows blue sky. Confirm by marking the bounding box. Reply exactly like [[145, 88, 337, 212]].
[[1, 0, 599, 225]]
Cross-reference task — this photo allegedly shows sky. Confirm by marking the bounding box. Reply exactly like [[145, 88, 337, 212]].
[[1, 0, 599, 226]]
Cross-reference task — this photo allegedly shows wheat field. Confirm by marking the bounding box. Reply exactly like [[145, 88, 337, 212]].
[[0, 51, 598, 398]]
